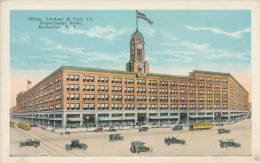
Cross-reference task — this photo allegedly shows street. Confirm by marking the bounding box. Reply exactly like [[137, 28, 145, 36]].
[[10, 119, 251, 156]]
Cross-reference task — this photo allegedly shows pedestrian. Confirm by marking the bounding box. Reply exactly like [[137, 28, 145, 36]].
[[61, 132, 62, 136], [54, 128, 55, 132], [52, 129, 53, 132], [71, 126, 72, 129]]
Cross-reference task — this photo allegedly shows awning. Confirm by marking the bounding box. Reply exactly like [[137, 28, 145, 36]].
[[37, 117, 48, 119], [25, 116, 36, 119], [149, 116, 180, 120], [231, 114, 242, 117], [98, 117, 136, 121], [67, 118, 84, 122], [47, 117, 62, 121], [122, 117, 136, 120], [189, 115, 215, 118], [221, 115, 229, 117]]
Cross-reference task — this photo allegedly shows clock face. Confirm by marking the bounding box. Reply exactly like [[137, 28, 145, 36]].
[[131, 45, 134, 50], [137, 43, 142, 49]]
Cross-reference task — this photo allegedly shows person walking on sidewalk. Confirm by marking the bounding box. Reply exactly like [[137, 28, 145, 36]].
[[61, 132, 62, 136]]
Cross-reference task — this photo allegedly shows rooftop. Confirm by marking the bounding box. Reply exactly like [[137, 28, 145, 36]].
[[131, 30, 143, 38], [193, 70, 248, 94]]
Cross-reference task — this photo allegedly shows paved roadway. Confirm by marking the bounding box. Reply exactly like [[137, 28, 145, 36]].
[[10, 119, 251, 156]]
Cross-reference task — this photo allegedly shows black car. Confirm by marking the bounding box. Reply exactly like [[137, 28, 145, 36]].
[[139, 127, 148, 132], [172, 125, 183, 131]]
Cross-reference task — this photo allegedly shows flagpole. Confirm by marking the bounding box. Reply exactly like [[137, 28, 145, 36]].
[[136, 10, 138, 31], [27, 79, 29, 90]]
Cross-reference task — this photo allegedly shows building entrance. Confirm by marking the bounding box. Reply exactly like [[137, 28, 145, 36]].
[[137, 113, 147, 126], [214, 112, 221, 122], [180, 113, 187, 124]]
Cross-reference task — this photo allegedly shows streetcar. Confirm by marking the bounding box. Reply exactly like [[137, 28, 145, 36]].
[[189, 122, 213, 131], [18, 121, 31, 130], [10, 120, 14, 127]]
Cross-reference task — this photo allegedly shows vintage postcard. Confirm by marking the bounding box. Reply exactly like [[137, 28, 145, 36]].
[[1, 1, 260, 163]]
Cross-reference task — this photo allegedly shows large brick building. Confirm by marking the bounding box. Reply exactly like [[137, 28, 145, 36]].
[[11, 30, 250, 128]]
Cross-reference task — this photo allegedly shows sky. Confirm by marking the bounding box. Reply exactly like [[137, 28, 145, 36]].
[[10, 10, 251, 107]]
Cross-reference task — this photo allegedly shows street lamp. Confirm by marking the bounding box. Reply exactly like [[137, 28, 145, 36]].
[[121, 116, 123, 129], [87, 116, 89, 131]]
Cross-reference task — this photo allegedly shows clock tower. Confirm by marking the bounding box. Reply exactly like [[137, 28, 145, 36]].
[[126, 30, 149, 77]]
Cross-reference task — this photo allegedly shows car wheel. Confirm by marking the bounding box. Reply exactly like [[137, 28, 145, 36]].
[[19, 144, 23, 148], [224, 144, 228, 148], [182, 142, 186, 146], [65, 146, 71, 151], [136, 149, 141, 154], [181, 128, 183, 130], [167, 142, 170, 146], [115, 130, 117, 132], [82, 145, 88, 150], [228, 131, 231, 134], [34, 144, 38, 148]]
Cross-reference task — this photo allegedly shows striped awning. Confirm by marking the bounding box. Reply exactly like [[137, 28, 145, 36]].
[[67, 118, 84, 122], [189, 115, 215, 118], [149, 116, 179, 120]]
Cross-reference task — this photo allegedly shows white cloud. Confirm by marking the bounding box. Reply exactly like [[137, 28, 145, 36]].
[[161, 31, 178, 40], [140, 27, 155, 37], [37, 37, 85, 55], [180, 41, 210, 52], [159, 41, 210, 53], [79, 52, 128, 63], [59, 25, 125, 40], [11, 33, 30, 43], [185, 25, 251, 39], [39, 37, 55, 45], [159, 41, 250, 61]]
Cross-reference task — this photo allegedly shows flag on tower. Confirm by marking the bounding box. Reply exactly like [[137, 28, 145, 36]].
[[136, 10, 153, 25]]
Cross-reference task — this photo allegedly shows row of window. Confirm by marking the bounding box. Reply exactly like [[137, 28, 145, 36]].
[[22, 103, 244, 112], [198, 77, 228, 83]]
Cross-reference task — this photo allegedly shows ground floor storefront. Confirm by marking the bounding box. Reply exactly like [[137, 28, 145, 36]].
[[11, 110, 250, 128]]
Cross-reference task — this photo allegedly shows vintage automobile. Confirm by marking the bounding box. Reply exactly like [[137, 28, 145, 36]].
[[216, 122, 224, 126], [139, 127, 148, 132], [109, 134, 124, 142], [94, 127, 103, 133], [172, 125, 183, 131], [65, 131, 70, 135], [218, 128, 231, 134], [219, 139, 241, 148], [109, 127, 117, 132], [19, 138, 40, 148], [130, 141, 153, 153], [151, 125, 160, 128], [164, 136, 186, 146], [65, 139, 88, 151]]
